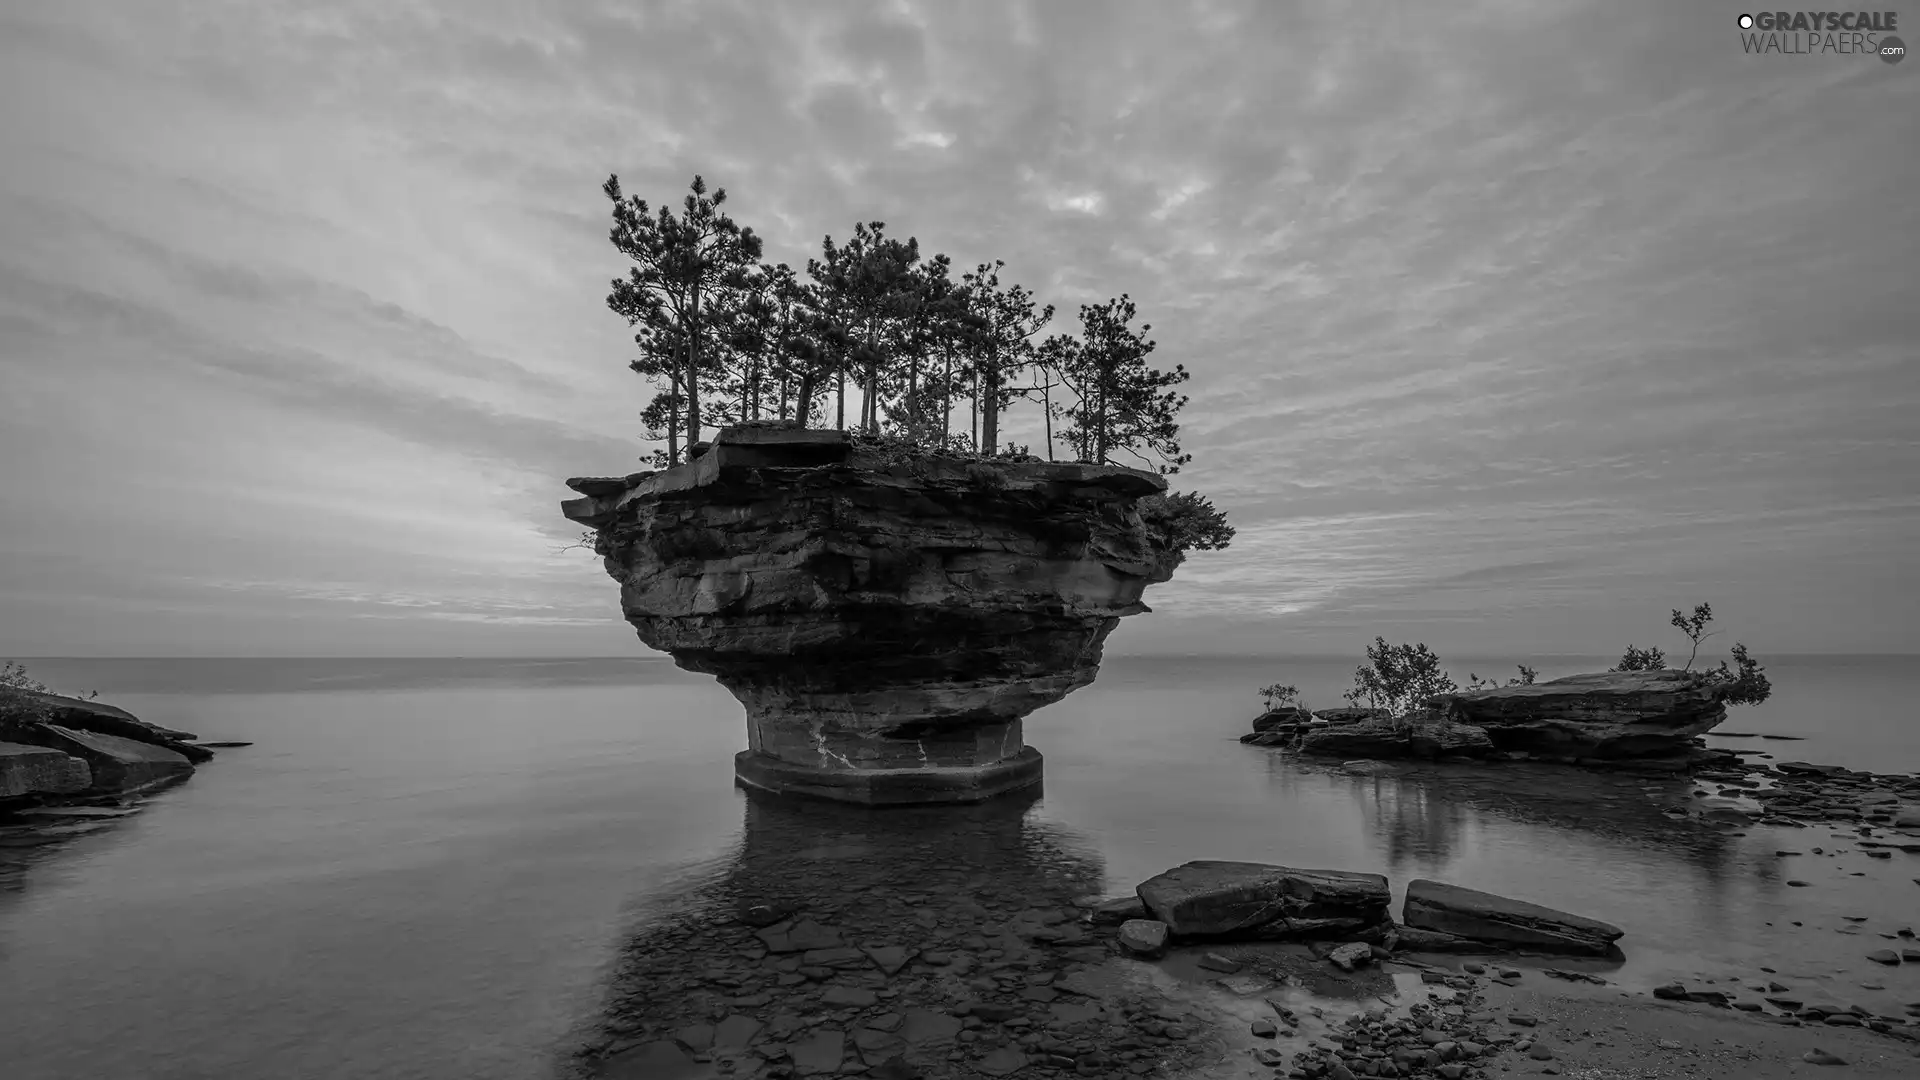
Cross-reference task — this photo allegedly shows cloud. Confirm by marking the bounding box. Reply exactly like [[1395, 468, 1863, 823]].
[[1, 0, 1915, 656]]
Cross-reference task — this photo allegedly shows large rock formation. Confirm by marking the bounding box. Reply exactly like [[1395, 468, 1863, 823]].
[[562, 425, 1184, 805], [1432, 670, 1732, 759]]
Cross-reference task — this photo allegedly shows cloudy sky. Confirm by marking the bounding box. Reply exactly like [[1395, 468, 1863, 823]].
[[1, 0, 1914, 660]]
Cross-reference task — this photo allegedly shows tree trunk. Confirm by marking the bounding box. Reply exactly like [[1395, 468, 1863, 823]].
[[940, 345, 951, 442], [667, 371, 682, 465], [836, 366, 845, 430], [970, 367, 979, 451], [1041, 377, 1054, 462], [982, 363, 999, 457], [686, 280, 704, 449]]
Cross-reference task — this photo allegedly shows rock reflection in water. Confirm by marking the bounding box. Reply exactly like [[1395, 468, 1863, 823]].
[[571, 785, 1223, 1079]]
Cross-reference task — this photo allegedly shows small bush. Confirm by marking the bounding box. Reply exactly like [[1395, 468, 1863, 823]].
[[1343, 638, 1458, 719], [1611, 645, 1667, 672], [1464, 664, 1537, 691], [0, 660, 53, 725], [1139, 491, 1235, 554], [1610, 602, 1771, 707], [1257, 683, 1299, 712]]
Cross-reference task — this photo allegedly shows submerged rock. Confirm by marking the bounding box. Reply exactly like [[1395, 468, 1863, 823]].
[[1135, 860, 1393, 940], [562, 425, 1184, 805], [1402, 879, 1624, 956], [1431, 670, 1732, 759]]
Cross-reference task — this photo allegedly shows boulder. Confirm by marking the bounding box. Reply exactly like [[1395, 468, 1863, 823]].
[[0, 742, 90, 797], [1252, 706, 1313, 733], [1402, 880, 1624, 956], [1117, 919, 1169, 957], [562, 424, 1185, 806], [1136, 860, 1393, 941], [8, 725, 193, 794], [1299, 718, 1413, 758], [1431, 670, 1731, 759]]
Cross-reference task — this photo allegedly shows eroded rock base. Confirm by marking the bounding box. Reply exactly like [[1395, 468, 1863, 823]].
[[734, 747, 1045, 807]]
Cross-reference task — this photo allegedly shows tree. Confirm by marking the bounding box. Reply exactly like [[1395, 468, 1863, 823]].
[[1042, 295, 1193, 473], [1258, 684, 1300, 713], [1670, 602, 1718, 671], [605, 173, 763, 461], [961, 260, 1054, 457], [1609, 601, 1771, 706], [1137, 491, 1236, 552], [1343, 638, 1459, 718]]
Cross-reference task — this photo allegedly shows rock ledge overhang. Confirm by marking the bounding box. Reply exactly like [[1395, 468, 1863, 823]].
[[562, 425, 1184, 804]]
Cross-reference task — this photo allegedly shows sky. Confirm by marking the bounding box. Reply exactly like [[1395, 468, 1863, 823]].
[[0, 0, 1915, 660]]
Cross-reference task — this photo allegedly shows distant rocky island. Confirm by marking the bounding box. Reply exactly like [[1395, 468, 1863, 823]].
[[1243, 670, 1747, 772], [563, 423, 1189, 806]]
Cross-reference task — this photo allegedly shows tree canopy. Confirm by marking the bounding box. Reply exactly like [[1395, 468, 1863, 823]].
[[602, 173, 1196, 476]]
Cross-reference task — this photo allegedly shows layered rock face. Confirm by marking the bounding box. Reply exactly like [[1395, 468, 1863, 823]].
[[562, 425, 1183, 805], [1432, 670, 1732, 759]]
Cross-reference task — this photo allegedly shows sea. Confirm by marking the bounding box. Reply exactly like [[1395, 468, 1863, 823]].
[[1, 653, 1916, 1080]]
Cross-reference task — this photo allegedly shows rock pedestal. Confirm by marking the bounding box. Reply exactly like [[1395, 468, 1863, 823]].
[[562, 425, 1184, 806]]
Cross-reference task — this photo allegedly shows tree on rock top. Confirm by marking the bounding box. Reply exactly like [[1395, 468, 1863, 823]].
[[604, 174, 764, 464]]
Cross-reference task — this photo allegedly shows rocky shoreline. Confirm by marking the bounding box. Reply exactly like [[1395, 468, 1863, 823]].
[[569, 786, 1920, 1080], [0, 691, 244, 843]]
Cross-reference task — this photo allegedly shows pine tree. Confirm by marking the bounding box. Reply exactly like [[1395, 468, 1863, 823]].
[[604, 174, 763, 459]]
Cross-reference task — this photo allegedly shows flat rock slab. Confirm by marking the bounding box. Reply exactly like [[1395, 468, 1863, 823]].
[[7, 727, 192, 794], [0, 741, 90, 797], [1403, 879, 1624, 956], [1136, 860, 1392, 940]]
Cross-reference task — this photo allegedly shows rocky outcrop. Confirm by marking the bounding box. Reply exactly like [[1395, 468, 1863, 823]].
[[1297, 712, 1495, 761], [1134, 860, 1393, 941], [563, 424, 1184, 805], [8, 725, 194, 795], [1313, 707, 1387, 725], [1251, 706, 1312, 733], [0, 742, 91, 798], [1432, 670, 1732, 759], [2, 692, 223, 799], [1402, 879, 1624, 956]]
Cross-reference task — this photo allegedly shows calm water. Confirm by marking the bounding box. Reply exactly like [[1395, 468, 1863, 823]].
[[1, 653, 1917, 1080]]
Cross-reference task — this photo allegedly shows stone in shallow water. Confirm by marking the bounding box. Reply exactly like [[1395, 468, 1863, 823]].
[[1402, 880, 1623, 956], [975, 1047, 1028, 1076], [600, 1040, 713, 1080], [1135, 860, 1392, 940], [1116, 919, 1168, 957], [788, 1028, 846, 1075]]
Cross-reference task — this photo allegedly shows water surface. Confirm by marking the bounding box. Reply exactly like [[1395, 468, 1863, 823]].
[[1, 654, 1915, 1079]]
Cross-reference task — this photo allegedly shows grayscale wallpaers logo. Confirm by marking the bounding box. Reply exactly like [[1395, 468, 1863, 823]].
[[1737, 11, 1905, 61]]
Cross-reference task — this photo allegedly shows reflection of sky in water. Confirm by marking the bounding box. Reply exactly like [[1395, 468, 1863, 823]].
[[2, 656, 1917, 1080]]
